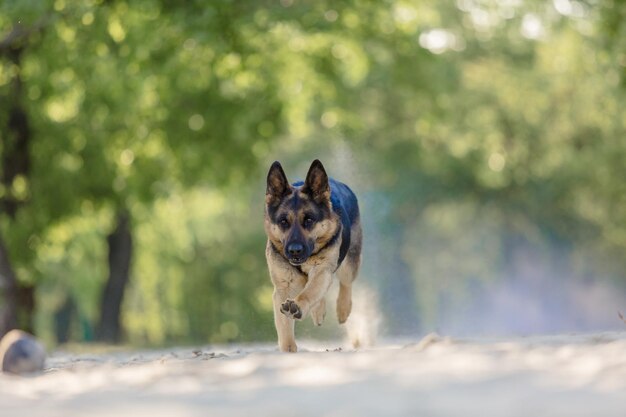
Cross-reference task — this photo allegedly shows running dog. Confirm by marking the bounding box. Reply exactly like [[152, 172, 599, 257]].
[[264, 159, 362, 352]]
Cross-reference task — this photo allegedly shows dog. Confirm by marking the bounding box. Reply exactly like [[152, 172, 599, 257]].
[[264, 159, 362, 352]]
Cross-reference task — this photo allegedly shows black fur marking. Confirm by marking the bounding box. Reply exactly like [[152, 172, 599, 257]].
[[304, 225, 345, 273], [288, 192, 301, 210], [269, 241, 282, 256], [337, 212, 351, 270], [267, 203, 280, 223]]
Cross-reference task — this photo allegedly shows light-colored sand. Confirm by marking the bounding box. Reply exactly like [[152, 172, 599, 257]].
[[1, 332, 626, 417]]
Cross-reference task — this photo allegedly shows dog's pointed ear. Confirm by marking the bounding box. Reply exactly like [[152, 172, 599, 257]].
[[266, 161, 290, 205], [303, 159, 330, 203]]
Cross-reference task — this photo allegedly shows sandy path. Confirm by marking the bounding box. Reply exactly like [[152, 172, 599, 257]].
[[1, 332, 626, 417]]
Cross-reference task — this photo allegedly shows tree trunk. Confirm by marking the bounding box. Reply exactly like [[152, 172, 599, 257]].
[[0, 234, 19, 338], [96, 211, 133, 343], [1, 45, 31, 217], [0, 39, 35, 338]]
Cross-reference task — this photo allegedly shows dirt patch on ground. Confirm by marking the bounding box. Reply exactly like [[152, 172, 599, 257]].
[[2, 333, 626, 417]]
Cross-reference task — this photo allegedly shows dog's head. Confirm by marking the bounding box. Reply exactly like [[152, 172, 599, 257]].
[[264, 159, 338, 265]]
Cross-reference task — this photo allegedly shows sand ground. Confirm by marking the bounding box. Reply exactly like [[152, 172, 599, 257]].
[[1, 332, 626, 417]]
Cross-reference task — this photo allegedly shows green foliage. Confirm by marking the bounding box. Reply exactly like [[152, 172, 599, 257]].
[[1, 0, 626, 344]]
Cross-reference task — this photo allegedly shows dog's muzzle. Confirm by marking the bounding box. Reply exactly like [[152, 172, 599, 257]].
[[286, 243, 307, 265]]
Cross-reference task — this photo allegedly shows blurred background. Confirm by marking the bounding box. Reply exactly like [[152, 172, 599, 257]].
[[0, 0, 625, 347]]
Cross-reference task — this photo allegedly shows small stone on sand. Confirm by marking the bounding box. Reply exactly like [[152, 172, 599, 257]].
[[0, 329, 46, 375]]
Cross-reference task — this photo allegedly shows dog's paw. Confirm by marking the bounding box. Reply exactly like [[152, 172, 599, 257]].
[[279, 341, 298, 353], [280, 299, 303, 320]]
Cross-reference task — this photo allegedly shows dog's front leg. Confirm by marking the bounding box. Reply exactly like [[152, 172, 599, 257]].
[[273, 289, 297, 352], [281, 267, 333, 322]]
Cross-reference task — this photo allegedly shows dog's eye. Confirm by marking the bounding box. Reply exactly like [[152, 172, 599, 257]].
[[279, 219, 290, 228], [303, 217, 314, 227]]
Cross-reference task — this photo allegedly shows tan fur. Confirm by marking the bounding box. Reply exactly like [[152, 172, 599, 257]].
[[266, 235, 340, 351], [265, 161, 362, 353], [265, 199, 362, 352]]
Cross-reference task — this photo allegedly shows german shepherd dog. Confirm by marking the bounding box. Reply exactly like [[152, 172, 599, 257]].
[[264, 159, 362, 352]]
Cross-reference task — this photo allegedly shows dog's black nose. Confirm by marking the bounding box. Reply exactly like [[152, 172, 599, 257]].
[[287, 243, 304, 256]]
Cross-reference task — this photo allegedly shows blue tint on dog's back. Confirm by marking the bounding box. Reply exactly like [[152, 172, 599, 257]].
[[329, 178, 359, 268], [329, 178, 360, 225]]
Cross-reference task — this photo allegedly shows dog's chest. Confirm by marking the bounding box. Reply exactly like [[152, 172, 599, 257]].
[[272, 263, 307, 295]]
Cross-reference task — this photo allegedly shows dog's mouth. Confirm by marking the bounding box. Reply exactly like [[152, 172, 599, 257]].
[[288, 257, 306, 266]]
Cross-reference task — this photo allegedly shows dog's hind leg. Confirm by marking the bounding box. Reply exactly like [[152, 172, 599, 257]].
[[310, 298, 326, 326], [336, 263, 355, 324], [336, 222, 362, 324]]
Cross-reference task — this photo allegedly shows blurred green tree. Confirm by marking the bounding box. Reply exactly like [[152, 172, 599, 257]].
[[0, 0, 286, 341], [1, 0, 625, 345]]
